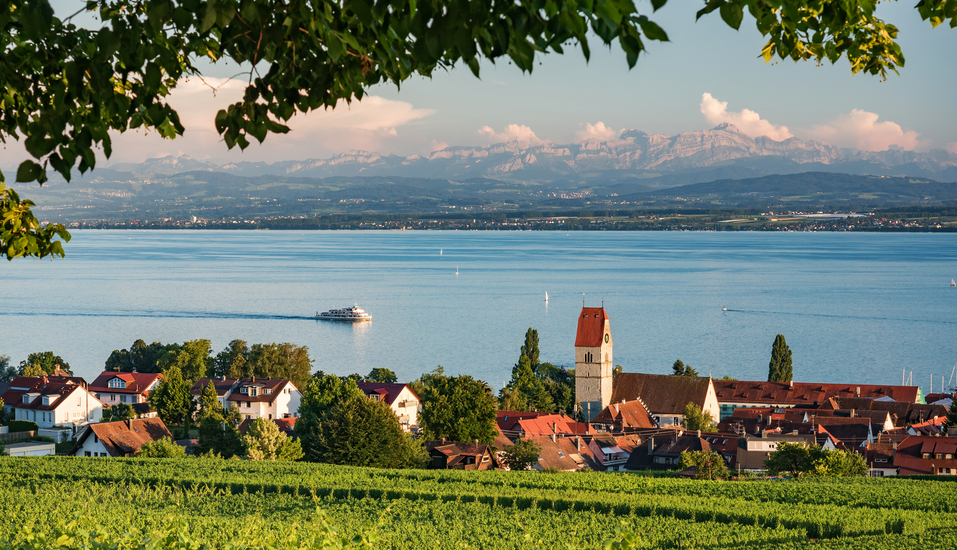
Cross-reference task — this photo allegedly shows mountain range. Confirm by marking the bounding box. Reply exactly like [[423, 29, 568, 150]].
[[88, 122, 957, 187]]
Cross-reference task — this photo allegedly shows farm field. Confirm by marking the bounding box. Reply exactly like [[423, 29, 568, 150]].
[[2, 457, 957, 549]]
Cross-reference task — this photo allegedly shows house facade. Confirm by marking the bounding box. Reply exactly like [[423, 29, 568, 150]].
[[894, 435, 957, 475], [89, 372, 163, 406], [4, 377, 103, 428], [356, 382, 421, 430], [71, 418, 174, 457], [190, 377, 302, 420]]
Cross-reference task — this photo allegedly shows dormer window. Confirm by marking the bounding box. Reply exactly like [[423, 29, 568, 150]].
[[108, 378, 126, 389], [240, 387, 248, 394]]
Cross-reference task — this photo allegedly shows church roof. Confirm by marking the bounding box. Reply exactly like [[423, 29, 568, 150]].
[[575, 307, 608, 347], [611, 373, 712, 416]]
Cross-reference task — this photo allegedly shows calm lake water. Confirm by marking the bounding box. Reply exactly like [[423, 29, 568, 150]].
[[2, 230, 956, 394]]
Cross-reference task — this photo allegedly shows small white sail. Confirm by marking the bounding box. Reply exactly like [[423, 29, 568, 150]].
[[952, 279, 956, 287], [440, 249, 443, 255], [545, 292, 548, 302], [455, 266, 459, 275]]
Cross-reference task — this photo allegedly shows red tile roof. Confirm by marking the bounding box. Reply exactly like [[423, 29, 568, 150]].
[[356, 382, 418, 407], [4, 381, 93, 411], [72, 418, 173, 457], [714, 380, 921, 406], [224, 378, 292, 403], [89, 372, 163, 395], [592, 400, 657, 430], [575, 307, 608, 347], [894, 435, 957, 475], [191, 377, 239, 397], [497, 411, 548, 433]]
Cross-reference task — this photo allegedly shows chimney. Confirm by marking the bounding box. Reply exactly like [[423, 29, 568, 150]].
[[767, 414, 772, 426], [551, 432, 557, 443], [789, 379, 793, 389], [126, 418, 132, 429], [648, 437, 654, 455], [697, 429, 701, 438], [856, 386, 861, 397], [576, 436, 581, 451]]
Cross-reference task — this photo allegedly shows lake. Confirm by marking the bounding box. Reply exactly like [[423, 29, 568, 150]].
[[2, 230, 956, 395]]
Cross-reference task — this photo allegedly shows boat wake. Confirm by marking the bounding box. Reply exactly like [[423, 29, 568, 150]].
[[0, 311, 317, 321]]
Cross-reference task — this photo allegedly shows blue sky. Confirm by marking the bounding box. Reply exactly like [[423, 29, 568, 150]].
[[12, 1, 957, 166]]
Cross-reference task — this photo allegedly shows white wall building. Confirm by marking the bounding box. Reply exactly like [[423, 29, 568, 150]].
[[357, 382, 421, 430], [11, 381, 103, 428]]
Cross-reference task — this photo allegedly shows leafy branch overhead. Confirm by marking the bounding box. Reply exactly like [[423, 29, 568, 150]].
[[1, 0, 953, 259]]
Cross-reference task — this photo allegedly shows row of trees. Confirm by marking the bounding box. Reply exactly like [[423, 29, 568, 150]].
[[0, 352, 72, 382], [678, 443, 868, 480], [106, 339, 313, 390]]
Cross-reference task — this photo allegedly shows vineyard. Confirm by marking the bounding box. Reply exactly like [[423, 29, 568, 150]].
[[2, 457, 957, 549]]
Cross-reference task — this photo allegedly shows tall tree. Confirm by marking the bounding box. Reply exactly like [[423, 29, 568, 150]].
[[672, 359, 698, 377], [148, 366, 194, 427], [158, 339, 212, 383], [106, 340, 179, 373], [946, 399, 957, 432], [0, 355, 17, 382], [682, 402, 716, 432], [2, 1, 947, 260], [418, 370, 497, 444], [247, 342, 313, 389], [520, 328, 540, 372], [213, 340, 249, 379], [768, 334, 793, 382], [365, 368, 398, 384], [18, 352, 72, 376], [197, 381, 224, 421], [197, 409, 245, 459]]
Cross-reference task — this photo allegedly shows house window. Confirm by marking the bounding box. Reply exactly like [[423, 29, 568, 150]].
[[108, 378, 126, 389], [923, 453, 931, 459], [121, 395, 127, 403], [481, 456, 490, 462], [111, 395, 116, 402], [936, 453, 944, 460], [85, 451, 91, 457]]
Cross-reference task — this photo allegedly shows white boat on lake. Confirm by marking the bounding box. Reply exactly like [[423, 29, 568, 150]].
[[315, 304, 372, 322]]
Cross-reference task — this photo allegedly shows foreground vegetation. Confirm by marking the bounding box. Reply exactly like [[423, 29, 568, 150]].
[[3, 457, 957, 549]]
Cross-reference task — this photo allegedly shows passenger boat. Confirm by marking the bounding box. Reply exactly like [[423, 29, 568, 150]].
[[315, 304, 372, 322]]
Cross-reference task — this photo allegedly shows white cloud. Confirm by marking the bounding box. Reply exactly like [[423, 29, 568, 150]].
[[428, 140, 449, 153], [806, 109, 920, 151], [478, 124, 545, 145], [576, 122, 618, 142], [700, 92, 793, 141]]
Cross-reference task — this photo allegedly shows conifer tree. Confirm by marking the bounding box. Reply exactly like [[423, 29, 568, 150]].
[[768, 334, 793, 382]]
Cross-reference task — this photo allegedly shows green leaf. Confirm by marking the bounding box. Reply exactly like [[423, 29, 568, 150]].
[[15, 161, 42, 183], [719, 2, 744, 30]]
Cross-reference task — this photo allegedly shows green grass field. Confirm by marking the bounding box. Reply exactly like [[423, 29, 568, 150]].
[[2, 457, 956, 549]]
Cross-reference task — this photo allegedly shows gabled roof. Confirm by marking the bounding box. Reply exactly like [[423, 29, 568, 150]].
[[191, 377, 239, 397], [516, 414, 577, 439], [225, 378, 293, 403], [527, 435, 596, 471], [592, 400, 657, 430], [496, 411, 547, 433], [7, 382, 94, 411], [71, 418, 173, 457], [356, 382, 418, 407], [894, 435, 957, 475], [575, 307, 608, 347], [89, 372, 163, 395], [611, 373, 711, 416], [2, 376, 86, 408], [714, 380, 921, 406]]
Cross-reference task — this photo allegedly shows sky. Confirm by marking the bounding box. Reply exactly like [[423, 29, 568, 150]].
[[5, 1, 956, 169]]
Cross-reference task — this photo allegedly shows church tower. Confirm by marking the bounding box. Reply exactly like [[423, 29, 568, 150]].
[[575, 306, 612, 421]]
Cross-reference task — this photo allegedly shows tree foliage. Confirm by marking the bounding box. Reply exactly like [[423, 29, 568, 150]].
[[213, 339, 249, 379], [767, 334, 793, 382], [138, 437, 186, 458], [197, 414, 245, 458], [105, 340, 177, 373], [500, 328, 575, 414], [0, 355, 16, 382], [3, 0, 949, 259], [501, 438, 542, 471], [18, 351, 72, 376], [365, 368, 397, 384], [946, 398, 957, 431], [763, 441, 866, 478], [417, 367, 498, 444], [672, 359, 698, 377], [148, 366, 194, 427], [243, 417, 303, 461], [678, 450, 729, 480], [682, 402, 716, 432], [197, 380, 224, 421]]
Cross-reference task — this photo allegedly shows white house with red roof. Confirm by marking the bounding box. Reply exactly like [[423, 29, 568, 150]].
[[88, 371, 164, 406], [575, 306, 613, 421], [70, 418, 173, 457], [357, 382, 420, 430], [188, 377, 301, 420], [3, 376, 103, 428]]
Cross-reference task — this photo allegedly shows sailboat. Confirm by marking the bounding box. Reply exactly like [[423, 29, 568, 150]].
[[440, 249, 443, 255], [951, 279, 955, 287], [455, 266, 459, 275], [545, 292, 548, 303]]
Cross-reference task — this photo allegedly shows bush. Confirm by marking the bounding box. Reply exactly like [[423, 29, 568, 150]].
[[7, 420, 38, 433], [137, 437, 186, 458]]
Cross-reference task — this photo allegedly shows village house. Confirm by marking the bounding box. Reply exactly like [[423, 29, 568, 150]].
[[528, 434, 598, 472], [356, 382, 420, 430], [189, 377, 302, 420], [591, 399, 657, 433], [893, 435, 957, 475], [70, 418, 173, 457], [610, 373, 720, 428], [735, 431, 816, 472], [424, 440, 498, 470], [587, 432, 641, 471], [712, 379, 923, 420], [624, 431, 739, 471], [2, 376, 103, 428], [497, 411, 591, 440], [89, 371, 163, 406]]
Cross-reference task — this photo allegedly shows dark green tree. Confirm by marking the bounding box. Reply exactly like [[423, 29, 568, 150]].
[[106, 402, 136, 422], [682, 402, 716, 432], [106, 340, 177, 373], [0, 355, 15, 382], [418, 370, 498, 444], [365, 368, 398, 384], [672, 359, 698, 377], [501, 438, 543, 471], [946, 399, 957, 431], [213, 340, 249, 379], [520, 328, 540, 372], [197, 380, 224, 421], [148, 366, 194, 427], [197, 416, 245, 458], [18, 352, 72, 376], [247, 342, 313, 389], [768, 334, 793, 382]]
